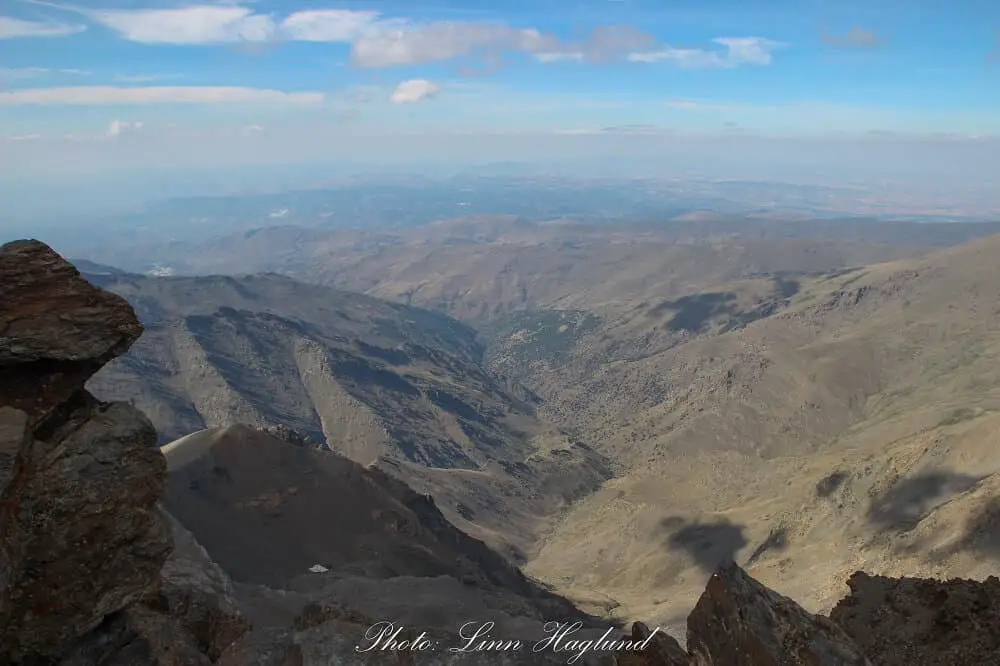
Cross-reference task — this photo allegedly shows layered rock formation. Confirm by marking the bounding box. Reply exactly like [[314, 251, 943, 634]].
[[0, 239, 247, 664]]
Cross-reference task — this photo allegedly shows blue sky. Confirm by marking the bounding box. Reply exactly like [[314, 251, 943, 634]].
[[0, 0, 998, 195]]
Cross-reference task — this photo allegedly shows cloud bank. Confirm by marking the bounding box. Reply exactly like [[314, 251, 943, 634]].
[[11, 3, 780, 70]]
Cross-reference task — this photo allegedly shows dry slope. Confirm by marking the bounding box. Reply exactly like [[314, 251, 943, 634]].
[[522, 233, 1000, 632], [161, 424, 585, 621], [86, 271, 610, 559]]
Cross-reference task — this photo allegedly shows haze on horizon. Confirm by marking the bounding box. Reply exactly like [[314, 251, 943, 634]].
[[0, 0, 998, 218]]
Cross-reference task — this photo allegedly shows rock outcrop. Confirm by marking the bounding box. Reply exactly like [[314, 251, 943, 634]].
[[830, 571, 1000, 665], [685, 563, 870, 666], [0, 240, 143, 424], [0, 239, 246, 664], [259, 423, 324, 451], [615, 622, 688, 665]]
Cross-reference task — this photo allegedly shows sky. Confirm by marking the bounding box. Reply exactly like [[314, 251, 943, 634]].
[[0, 0, 998, 212]]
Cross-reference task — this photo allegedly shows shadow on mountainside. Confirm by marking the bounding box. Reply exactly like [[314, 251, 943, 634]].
[[953, 496, 1000, 556], [650, 292, 738, 332], [661, 516, 749, 572], [867, 471, 985, 532]]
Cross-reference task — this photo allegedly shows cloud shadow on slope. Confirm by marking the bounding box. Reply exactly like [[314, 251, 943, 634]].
[[867, 472, 985, 532], [661, 516, 749, 572]]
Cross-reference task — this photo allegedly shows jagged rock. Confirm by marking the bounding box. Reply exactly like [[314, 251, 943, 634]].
[[830, 571, 1000, 665], [616, 622, 689, 665], [686, 563, 870, 666], [0, 240, 172, 663], [0, 239, 143, 424]]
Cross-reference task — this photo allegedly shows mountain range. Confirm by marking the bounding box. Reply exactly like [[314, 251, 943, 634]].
[[8, 210, 1000, 663], [74, 214, 1000, 640]]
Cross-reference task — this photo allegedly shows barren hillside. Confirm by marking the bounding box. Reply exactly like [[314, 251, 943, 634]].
[[80, 226, 1000, 635], [517, 233, 1000, 631], [87, 272, 610, 560]]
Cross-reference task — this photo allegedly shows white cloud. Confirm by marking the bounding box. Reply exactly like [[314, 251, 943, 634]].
[[390, 79, 441, 104], [12, 3, 781, 74], [351, 22, 544, 68], [88, 5, 275, 44], [105, 119, 144, 137], [68, 4, 383, 45], [0, 15, 85, 39], [628, 47, 722, 66], [0, 86, 324, 105], [350, 21, 653, 68], [279, 10, 382, 42], [714, 37, 783, 65], [628, 36, 783, 68]]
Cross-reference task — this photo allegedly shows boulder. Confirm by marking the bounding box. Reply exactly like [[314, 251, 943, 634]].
[[0, 239, 143, 424]]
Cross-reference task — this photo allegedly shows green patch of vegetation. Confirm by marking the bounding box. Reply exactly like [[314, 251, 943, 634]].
[[483, 309, 601, 367]]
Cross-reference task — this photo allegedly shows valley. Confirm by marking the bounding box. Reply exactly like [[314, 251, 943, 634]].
[[76, 215, 1000, 639]]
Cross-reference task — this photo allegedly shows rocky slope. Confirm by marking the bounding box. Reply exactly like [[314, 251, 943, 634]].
[[83, 270, 610, 560], [161, 424, 583, 617], [0, 239, 248, 664]]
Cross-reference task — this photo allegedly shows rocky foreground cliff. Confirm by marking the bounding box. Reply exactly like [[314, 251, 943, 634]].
[[3, 238, 1000, 665]]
